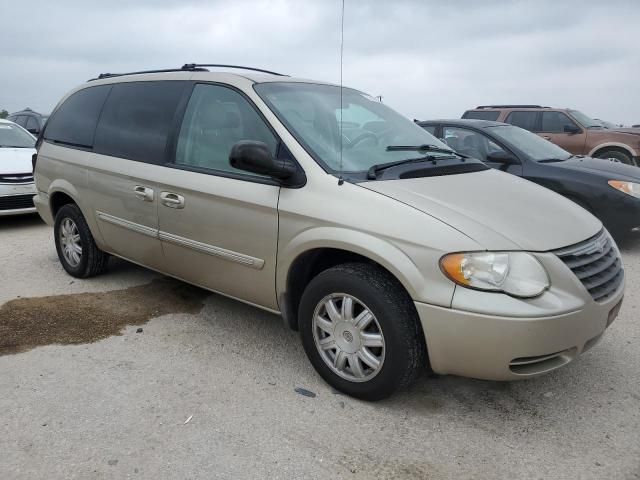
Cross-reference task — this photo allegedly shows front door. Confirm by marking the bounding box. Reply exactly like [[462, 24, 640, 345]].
[[158, 83, 281, 310], [538, 111, 587, 155]]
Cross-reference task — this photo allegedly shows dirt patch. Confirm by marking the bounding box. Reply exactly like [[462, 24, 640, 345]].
[[0, 277, 209, 356]]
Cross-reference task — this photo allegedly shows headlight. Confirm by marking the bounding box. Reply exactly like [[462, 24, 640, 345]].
[[608, 180, 640, 199], [440, 252, 549, 298]]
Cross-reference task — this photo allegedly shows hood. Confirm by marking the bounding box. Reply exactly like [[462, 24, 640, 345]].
[[550, 156, 640, 181], [0, 148, 35, 175], [360, 169, 601, 251], [610, 127, 640, 135]]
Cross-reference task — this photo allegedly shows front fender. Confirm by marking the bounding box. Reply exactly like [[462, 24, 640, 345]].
[[276, 226, 444, 305]]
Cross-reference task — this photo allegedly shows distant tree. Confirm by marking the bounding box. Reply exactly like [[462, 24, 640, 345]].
[[0, 109, 8, 119]]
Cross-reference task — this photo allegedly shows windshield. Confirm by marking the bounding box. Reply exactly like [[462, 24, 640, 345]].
[[254, 82, 454, 173], [568, 110, 602, 129], [0, 123, 36, 148], [487, 125, 571, 161]]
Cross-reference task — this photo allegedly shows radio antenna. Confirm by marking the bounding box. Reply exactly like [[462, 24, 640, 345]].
[[338, 0, 345, 186]]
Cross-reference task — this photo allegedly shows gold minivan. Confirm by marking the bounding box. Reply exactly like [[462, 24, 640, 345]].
[[34, 65, 625, 400]]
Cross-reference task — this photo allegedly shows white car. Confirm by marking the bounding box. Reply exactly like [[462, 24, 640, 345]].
[[0, 119, 37, 216]]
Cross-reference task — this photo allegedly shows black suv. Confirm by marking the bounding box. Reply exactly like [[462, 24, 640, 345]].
[[7, 108, 49, 137]]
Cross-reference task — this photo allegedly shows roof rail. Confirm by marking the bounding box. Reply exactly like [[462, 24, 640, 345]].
[[475, 105, 547, 109], [88, 63, 287, 82], [181, 64, 288, 76]]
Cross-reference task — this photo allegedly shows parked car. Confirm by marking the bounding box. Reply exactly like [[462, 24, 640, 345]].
[[34, 65, 624, 400], [462, 105, 640, 166], [0, 119, 37, 216], [7, 108, 49, 137], [419, 119, 640, 237]]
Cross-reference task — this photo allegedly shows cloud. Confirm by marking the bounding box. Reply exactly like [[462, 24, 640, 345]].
[[0, 0, 638, 124]]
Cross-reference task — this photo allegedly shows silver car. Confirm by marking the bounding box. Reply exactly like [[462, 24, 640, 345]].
[[33, 65, 625, 400], [0, 119, 37, 216]]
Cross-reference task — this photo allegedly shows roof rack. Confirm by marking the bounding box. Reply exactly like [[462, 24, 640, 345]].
[[88, 63, 287, 82], [475, 105, 548, 109], [181, 64, 287, 76]]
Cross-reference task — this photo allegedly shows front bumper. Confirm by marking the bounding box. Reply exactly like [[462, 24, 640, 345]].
[[0, 182, 37, 216], [416, 278, 624, 381]]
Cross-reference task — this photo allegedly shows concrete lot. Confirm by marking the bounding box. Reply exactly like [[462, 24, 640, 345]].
[[1, 215, 639, 480]]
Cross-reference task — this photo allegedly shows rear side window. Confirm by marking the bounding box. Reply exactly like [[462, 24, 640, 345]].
[[94, 81, 186, 164], [462, 110, 500, 121], [44, 86, 111, 147], [25, 116, 38, 132], [505, 111, 538, 132]]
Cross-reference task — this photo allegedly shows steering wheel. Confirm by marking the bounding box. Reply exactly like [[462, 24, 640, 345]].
[[345, 132, 379, 149]]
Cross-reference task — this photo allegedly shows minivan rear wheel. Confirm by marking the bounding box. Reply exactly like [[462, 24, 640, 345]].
[[54, 204, 109, 278], [299, 263, 426, 401]]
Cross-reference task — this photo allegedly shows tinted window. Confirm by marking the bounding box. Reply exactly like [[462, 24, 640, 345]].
[[462, 110, 500, 121], [175, 84, 277, 176], [505, 111, 538, 131], [94, 81, 186, 164], [25, 116, 39, 132], [15, 115, 28, 127], [44, 86, 111, 147], [442, 126, 506, 162], [541, 111, 578, 133]]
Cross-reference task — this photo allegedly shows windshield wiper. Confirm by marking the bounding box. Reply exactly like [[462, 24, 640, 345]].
[[367, 155, 440, 179], [386, 144, 467, 158], [538, 158, 568, 163]]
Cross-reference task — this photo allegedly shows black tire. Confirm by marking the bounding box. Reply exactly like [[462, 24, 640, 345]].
[[594, 149, 633, 165], [54, 203, 109, 278], [299, 263, 426, 401]]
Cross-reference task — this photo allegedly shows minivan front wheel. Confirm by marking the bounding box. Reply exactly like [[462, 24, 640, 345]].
[[54, 204, 109, 278], [299, 263, 426, 401]]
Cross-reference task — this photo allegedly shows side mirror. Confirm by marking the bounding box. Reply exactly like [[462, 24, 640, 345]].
[[563, 124, 581, 134], [229, 141, 300, 184], [486, 150, 516, 164], [27, 128, 39, 135]]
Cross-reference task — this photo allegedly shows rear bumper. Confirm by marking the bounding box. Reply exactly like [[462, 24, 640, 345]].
[[415, 281, 624, 380], [33, 191, 54, 225]]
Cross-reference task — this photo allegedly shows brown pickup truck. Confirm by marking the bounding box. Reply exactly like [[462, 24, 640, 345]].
[[462, 105, 639, 166]]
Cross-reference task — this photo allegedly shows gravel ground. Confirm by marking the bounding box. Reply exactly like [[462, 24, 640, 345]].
[[1, 214, 639, 480]]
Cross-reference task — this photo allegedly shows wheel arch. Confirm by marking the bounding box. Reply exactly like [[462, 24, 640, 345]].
[[589, 142, 637, 158], [277, 228, 426, 331]]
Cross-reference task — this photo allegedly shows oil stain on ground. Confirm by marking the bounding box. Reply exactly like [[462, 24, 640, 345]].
[[0, 278, 209, 356]]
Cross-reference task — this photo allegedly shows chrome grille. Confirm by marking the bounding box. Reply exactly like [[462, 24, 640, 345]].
[[554, 230, 624, 302], [553, 230, 624, 302], [0, 173, 34, 184]]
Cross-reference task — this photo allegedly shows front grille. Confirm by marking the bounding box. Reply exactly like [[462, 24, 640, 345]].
[[0, 173, 34, 183], [0, 194, 35, 211], [554, 229, 624, 302]]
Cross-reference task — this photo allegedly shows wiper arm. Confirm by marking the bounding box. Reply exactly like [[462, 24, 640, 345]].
[[367, 155, 438, 179], [386, 144, 468, 158], [538, 158, 567, 163]]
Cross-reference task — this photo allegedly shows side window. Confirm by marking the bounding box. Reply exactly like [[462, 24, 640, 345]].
[[15, 115, 28, 127], [462, 110, 500, 121], [421, 125, 437, 135], [541, 111, 578, 133], [505, 111, 538, 132], [442, 126, 507, 162], [175, 84, 278, 177], [94, 81, 186, 164], [44, 86, 111, 147], [25, 116, 39, 132]]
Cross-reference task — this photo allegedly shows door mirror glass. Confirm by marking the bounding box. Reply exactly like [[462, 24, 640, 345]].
[[563, 124, 581, 134]]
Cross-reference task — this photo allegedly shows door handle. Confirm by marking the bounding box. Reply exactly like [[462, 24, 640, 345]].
[[133, 185, 154, 202], [160, 192, 185, 209]]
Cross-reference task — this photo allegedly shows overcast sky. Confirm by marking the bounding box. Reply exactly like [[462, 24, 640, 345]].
[[1, 0, 638, 124]]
